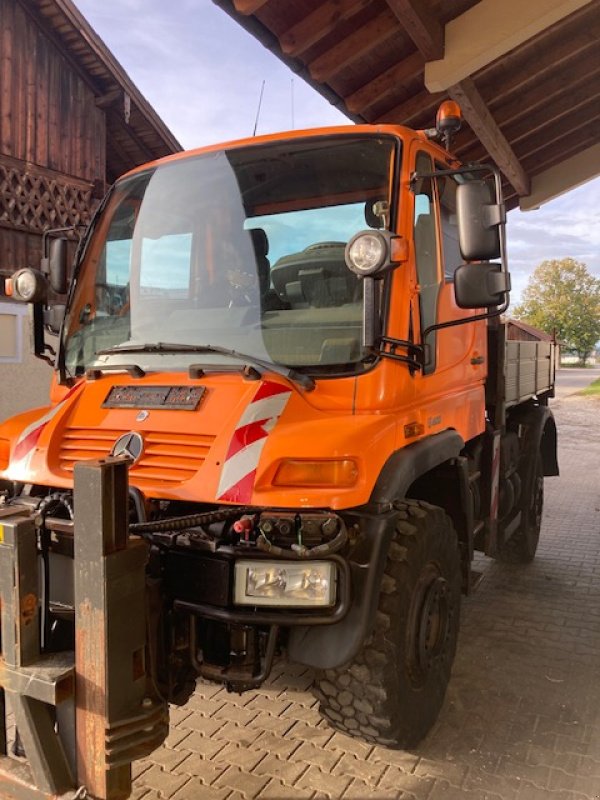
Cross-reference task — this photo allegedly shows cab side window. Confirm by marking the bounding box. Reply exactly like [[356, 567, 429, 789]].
[[413, 152, 440, 373], [436, 170, 462, 280]]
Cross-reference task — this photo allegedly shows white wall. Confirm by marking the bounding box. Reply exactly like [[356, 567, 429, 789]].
[[0, 302, 53, 422]]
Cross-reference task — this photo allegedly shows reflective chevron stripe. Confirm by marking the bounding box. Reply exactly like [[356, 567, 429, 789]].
[[217, 381, 291, 503]]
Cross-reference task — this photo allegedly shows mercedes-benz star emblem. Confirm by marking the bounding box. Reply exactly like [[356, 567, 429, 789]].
[[111, 432, 144, 464]]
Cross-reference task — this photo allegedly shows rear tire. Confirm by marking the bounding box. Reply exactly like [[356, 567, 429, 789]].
[[497, 452, 543, 563], [312, 500, 461, 749]]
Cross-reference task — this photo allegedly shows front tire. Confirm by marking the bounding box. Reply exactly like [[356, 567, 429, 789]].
[[312, 500, 461, 749]]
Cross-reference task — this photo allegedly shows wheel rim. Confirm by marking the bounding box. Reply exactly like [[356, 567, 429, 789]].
[[530, 470, 543, 532], [407, 563, 452, 684]]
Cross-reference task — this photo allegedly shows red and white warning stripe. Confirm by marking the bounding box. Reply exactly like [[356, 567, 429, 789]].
[[217, 381, 292, 503]]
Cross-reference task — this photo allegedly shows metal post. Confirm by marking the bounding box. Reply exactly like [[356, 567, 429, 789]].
[[74, 457, 168, 800], [0, 513, 75, 797]]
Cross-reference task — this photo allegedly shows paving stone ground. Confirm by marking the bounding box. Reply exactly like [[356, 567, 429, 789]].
[[134, 391, 600, 800]]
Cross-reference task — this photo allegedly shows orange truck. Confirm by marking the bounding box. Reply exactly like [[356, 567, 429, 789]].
[[1, 104, 557, 748]]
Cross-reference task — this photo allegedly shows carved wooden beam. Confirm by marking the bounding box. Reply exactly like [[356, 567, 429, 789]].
[[385, 0, 444, 60], [448, 78, 530, 196], [345, 51, 423, 114], [280, 0, 371, 58]]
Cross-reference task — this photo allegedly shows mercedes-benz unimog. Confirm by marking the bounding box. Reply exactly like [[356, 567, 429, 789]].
[[1, 102, 558, 749]]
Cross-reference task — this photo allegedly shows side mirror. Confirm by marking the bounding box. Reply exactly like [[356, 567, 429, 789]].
[[456, 181, 504, 261], [454, 262, 511, 309], [48, 238, 68, 294]]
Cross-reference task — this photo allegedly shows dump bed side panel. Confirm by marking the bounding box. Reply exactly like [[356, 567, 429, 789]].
[[505, 340, 555, 407]]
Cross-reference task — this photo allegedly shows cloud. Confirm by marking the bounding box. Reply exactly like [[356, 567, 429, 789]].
[[75, 0, 600, 309], [76, 0, 349, 148]]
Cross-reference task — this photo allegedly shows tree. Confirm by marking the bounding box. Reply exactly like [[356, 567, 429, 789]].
[[513, 258, 600, 365]]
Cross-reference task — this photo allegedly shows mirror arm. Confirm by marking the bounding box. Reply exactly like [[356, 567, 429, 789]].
[[421, 291, 510, 366]]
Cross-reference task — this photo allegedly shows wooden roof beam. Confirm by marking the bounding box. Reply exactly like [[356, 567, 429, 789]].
[[345, 51, 423, 114], [232, 0, 270, 15], [279, 0, 371, 58], [308, 9, 398, 82], [453, 62, 600, 157], [425, 0, 594, 92], [385, 0, 444, 61], [448, 78, 530, 197], [521, 143, 600, 211], [376, 89, 444, 126]]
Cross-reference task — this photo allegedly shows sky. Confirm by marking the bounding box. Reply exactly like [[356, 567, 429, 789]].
[[75, 0, 599, 306]]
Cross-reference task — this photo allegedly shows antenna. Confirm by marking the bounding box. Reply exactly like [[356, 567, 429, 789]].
[[291, 78, 295, 130], [253, 80, 266, 137]]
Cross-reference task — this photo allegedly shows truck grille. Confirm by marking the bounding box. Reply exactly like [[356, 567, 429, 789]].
[[58, 428, 215, 486]]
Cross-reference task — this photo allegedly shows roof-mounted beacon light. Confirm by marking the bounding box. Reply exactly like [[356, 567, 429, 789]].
[[436, 101, 462, 151]]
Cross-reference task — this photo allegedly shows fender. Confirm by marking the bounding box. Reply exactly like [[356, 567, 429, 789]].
[[508, 404, 559, 478], [288, 430, 465, 669]]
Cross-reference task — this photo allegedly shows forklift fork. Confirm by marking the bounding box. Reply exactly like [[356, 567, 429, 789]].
[[0, 457, 169, 800]]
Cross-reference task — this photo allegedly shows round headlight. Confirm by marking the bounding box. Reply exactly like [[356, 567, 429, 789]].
[[346, 232, 387, 276], [11, 269, 47, 303]]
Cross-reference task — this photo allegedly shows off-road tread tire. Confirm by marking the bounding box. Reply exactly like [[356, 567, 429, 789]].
[[496, 452, 543, 564], [312, 499, 461, 749]]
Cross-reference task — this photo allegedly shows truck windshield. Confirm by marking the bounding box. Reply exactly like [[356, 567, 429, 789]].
[[62, 135, 397, 376]]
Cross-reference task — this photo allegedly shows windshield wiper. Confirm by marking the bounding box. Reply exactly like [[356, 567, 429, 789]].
[[96, 343, 315, 391]]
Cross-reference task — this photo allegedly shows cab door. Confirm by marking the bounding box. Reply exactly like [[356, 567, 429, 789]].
[[409, 144, 487, 440]]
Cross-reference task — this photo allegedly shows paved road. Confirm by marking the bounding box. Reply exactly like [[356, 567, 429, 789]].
[[554, 365, 600, 398], [134, 391, 600, 800]]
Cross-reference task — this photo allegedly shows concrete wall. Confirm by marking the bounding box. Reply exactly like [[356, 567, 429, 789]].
[[0, 302, 53, 423]]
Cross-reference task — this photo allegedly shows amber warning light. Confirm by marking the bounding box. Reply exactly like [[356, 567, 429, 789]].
[[436, 101, 462, 150]]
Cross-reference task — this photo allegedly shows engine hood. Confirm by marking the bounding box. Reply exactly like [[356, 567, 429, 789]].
[[0, 372, 398, 509]]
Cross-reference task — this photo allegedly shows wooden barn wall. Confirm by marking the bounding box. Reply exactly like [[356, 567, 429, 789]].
[[0, 0, 106, 180], [0, 0, 106, 273]]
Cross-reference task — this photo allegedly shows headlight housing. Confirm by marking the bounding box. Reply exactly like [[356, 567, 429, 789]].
[[234, 559, 336, 607], [5, 269, 48, 303], [345, 230, 408, 277]]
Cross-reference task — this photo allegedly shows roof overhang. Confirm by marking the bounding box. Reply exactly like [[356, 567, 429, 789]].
[[216, 0, 599, 210]]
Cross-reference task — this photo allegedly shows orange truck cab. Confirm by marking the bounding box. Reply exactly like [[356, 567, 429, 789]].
[[0, 107, 558, 748]]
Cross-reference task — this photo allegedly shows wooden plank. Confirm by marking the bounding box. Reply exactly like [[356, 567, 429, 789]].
[[385, 0, 444, 60], [25, 6, 37, 165], [35, 33, 49, 167], [12, 1, 26, 161], [448, 78, 530, 197], [1, 0, 14, 156], [233, 0, 270, 14], [454, 62, 600, 159], [376, 88, 444, 125], [528, 136, 600, 177], [308, 9, 400, 82], [280, 0, 371, 57], [478, 7, 600, 104], [345, 51, 423, 114], [47, 40, 60, 172], [425, 0, 593, 92]]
